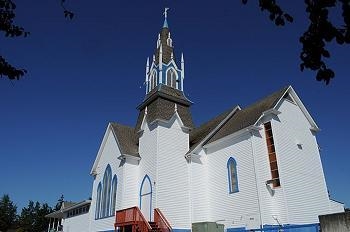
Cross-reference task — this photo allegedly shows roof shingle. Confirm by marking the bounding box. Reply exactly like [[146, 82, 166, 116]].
[[110, 123, 139, 157]]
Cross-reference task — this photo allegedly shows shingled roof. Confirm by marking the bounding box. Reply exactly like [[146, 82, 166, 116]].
[[188, 106, 238, 154], [110, 123, 139, 157], [154, 27, 175, 65], [188, 86, 288, 152], [136, 84, 194, 132]]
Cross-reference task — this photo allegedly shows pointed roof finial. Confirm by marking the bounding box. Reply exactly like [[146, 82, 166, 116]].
[[163, 8, 169, 28]]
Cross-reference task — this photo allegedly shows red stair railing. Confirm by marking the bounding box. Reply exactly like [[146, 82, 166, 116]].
[[154, 208, 172, 232], [115, 206, 152, 232]]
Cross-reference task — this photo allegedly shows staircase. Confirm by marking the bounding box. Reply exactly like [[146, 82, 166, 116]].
[[115, 207, 172, 232]]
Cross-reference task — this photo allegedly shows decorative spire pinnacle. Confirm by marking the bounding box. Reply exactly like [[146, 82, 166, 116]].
[[163, 8, 169, 28]]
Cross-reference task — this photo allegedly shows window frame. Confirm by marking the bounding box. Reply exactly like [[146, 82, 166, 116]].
[[227, 157, 239, 194]]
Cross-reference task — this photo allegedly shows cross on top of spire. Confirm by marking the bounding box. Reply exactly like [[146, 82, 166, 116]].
[[163, 8, 169, 28]]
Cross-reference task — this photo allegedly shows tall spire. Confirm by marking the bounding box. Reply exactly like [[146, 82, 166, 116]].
[[163, 8, 169, 28], [144, 9, 186, 94]]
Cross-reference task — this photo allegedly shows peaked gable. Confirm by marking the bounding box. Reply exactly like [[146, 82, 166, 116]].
[[205, 86, 288, 144], [187, 105, 240, 155], [186, 85, 319, 154], [90, 123, 139, 175]]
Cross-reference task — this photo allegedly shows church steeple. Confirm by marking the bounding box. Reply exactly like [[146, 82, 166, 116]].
[[145, 8, 185, 94], [136, 9, 193, 132]]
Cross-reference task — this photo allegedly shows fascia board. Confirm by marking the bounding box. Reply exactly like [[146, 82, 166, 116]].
[[186, 105, 241, 157]]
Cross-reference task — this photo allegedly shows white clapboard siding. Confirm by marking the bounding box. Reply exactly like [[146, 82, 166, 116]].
[[272, 99, 332, 224], [156, 117, 191, 229], [251, 124, 289, 226], [138, 122, 158, 219], [206, 133, 261, 229], [89, 128, 123, 232], [63, 213, 90, 232], [190, 150, 210, 223], [121, 162, 139, 209]]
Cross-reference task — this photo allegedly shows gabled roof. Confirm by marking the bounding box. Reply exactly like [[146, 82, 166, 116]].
[[110, 123, 139, 156], [90, 123, 139, 175], [45, 200, 91, 219], [206, 86, 288, 144], [187, 106, 240, 155], [187, 85, 319, 153]]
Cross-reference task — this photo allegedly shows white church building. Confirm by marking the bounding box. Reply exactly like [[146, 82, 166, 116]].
[[47, 10, 344, 232]]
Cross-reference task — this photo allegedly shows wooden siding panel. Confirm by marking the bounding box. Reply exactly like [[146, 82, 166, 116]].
[[206, 133, 261, 229], [138, 123, 158, 220], [272, 99, 333, 224], [157, 118, 191, 229], [63, 213, 90, 232], [252, 126, 289, 226], [89, 129, 123, 231], [190, 150, 210, 223]]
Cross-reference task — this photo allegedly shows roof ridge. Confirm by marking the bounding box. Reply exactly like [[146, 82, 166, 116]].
[[241, 86, 289, 111], [204, 86, 289, 145]]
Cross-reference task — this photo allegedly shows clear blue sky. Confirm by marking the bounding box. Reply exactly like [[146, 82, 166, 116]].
[[0, 1, 349, 211]]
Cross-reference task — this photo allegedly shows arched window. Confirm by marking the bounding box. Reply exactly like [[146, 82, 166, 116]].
[[151, 70, 157, 90], [102, 165, 112, 217], [166, 68, 177, 88], [227, 157, 239, 193], [95, 182, 102, 219], [139, 175, 152, 221], [110, 175, 118, 216]]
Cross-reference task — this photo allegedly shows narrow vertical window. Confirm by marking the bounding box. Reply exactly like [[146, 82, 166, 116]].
[[227, 157, 239, 193], [110, 175, 118, 216], [102, 165, 112, 217], [166, 68, 177, 88], [151, 70, 158, 89], [95, 183, 102, 219], [264, 122, 281, 187]]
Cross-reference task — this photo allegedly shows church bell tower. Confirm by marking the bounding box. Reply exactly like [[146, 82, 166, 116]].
[[135, 9, 194, 132], [145, 8, 185, 94]]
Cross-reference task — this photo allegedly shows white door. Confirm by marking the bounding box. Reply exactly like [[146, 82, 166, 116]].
[[140, 175, 152, 221]]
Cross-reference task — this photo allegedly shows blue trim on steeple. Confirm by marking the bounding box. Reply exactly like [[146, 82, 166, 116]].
[[163, 18, 168, 28]]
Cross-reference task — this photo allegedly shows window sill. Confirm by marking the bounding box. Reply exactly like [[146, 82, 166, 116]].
[[95, 215, 115, 220]]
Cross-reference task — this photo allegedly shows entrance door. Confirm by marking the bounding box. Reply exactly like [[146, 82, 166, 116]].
[[139, 175, 152, 221]]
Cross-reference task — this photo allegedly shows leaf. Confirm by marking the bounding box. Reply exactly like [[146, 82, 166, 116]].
[[284, 13, 293, 23], [322, 50, 330, 58]]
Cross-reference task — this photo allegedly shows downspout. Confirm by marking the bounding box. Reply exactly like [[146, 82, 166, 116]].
[[250, 131, 264, 230], [188, 154, 193, 231]]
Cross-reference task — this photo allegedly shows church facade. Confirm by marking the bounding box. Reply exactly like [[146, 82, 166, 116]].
[[48, 11, 344, 232]]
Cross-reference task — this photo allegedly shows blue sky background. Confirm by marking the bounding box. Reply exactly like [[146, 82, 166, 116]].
[[0, 1, 349, 211]]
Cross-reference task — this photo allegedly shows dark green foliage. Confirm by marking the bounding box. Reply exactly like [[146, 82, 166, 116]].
[[0, 0, 73, 80], [54, 194, 64, 211], [17, 201, 53, 232], [0, 194, 17, 231], [242, 0, 350, 84], [0, 0, 28, 80]]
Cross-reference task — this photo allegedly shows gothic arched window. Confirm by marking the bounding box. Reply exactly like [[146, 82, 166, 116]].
[[95, 182, 102, 219], [151, 70, 158, 90], [227, 157, 239, 193], [166, 68, 177, 88], [102, 165, 112, 217], [110, 175, 118, 216]]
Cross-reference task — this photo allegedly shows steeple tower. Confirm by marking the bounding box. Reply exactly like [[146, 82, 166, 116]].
[[136, 9, 193, 132], [145, 8, 185, 94]]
